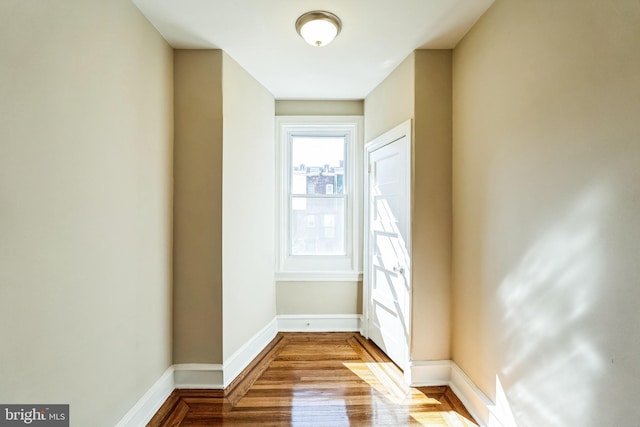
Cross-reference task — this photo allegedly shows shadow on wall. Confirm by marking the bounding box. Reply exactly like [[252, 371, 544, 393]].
[[496, 184, 608, 426]]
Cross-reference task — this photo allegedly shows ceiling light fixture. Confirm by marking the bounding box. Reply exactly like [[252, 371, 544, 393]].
[[295, 11, 342, 47]]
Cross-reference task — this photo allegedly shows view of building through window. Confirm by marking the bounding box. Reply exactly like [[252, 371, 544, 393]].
[[290, 136, 346, 255]]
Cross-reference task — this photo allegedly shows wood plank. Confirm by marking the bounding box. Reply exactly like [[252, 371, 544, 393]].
[[149, 332, 478, 426], [146, 390, 180, 427], [225, 333, 287, 406]]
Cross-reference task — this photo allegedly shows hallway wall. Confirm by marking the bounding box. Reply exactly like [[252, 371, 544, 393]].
[[173, 50, 224, 364], [452, 0, 640, 425], [173, 50, 277, 365], [0, 0, 174, 425], [222, 53, 276, 360], [364, 51, 453, 362]]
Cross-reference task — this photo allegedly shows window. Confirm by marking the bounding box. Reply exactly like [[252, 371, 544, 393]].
[[276, 116, 363, 281], [290, 135, 345, 256]]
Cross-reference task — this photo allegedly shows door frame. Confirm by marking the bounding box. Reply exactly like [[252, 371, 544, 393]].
[[362, 119, 413, 354]]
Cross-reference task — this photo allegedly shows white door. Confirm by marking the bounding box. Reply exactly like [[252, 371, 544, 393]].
[[364, 120, 411, 370]]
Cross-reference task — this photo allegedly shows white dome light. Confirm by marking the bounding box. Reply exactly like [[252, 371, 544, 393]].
[[295, 11, 342, 47]]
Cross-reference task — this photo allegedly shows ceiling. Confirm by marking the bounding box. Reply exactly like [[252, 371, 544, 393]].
[[131, 0, 494, 100]]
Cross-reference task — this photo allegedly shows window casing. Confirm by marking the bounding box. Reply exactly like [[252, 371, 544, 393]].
[[276, 116, 363, 281]]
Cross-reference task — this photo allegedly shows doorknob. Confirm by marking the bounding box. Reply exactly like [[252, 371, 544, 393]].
[[392, 264, 405, 275]]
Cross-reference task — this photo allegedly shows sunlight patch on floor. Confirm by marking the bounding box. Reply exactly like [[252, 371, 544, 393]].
[[344, 361, 447, 406], [411, 410, 478, 426]]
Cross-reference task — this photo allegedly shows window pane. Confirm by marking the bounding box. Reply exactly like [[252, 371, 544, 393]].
[[291, 136, 345, 195], [291, 197, 345, 255]]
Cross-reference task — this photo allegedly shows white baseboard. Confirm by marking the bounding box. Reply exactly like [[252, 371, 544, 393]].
[[173, 319, 279, 389], [277, 314, 362, 332], [407, 360, 452, 387], [120, 317, 505, 427], [171, 316, 359, 390], [114, 366, 174, 427], [407, 359, 499, 427], [222, 318, 278, 387], [173, 363, 224, 389], [116, 316, 362, 425], [449, 363, 495, 426]]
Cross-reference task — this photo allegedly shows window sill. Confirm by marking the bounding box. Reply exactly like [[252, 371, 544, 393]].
[[275, 271, 363, 282]]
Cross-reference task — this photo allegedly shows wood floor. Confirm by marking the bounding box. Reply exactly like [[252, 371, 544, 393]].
[[149, 333, 477, 426]]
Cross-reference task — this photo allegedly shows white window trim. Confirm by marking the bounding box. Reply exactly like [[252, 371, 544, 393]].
[[275, 116, 363, 282]]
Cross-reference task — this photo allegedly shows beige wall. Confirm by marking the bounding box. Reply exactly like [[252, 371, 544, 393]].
[[0, 0, 173, 425], [222, 53, 276, 360], [412, 50, 452, 360], [452, 0, 640, 425], [173, 50, 224, 364], [364, 54, 415, 142], [276, 100, 364, 116], [364, 51, 452, 361], [173, 51, 276, 362], [277, 282, 362, 314]]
